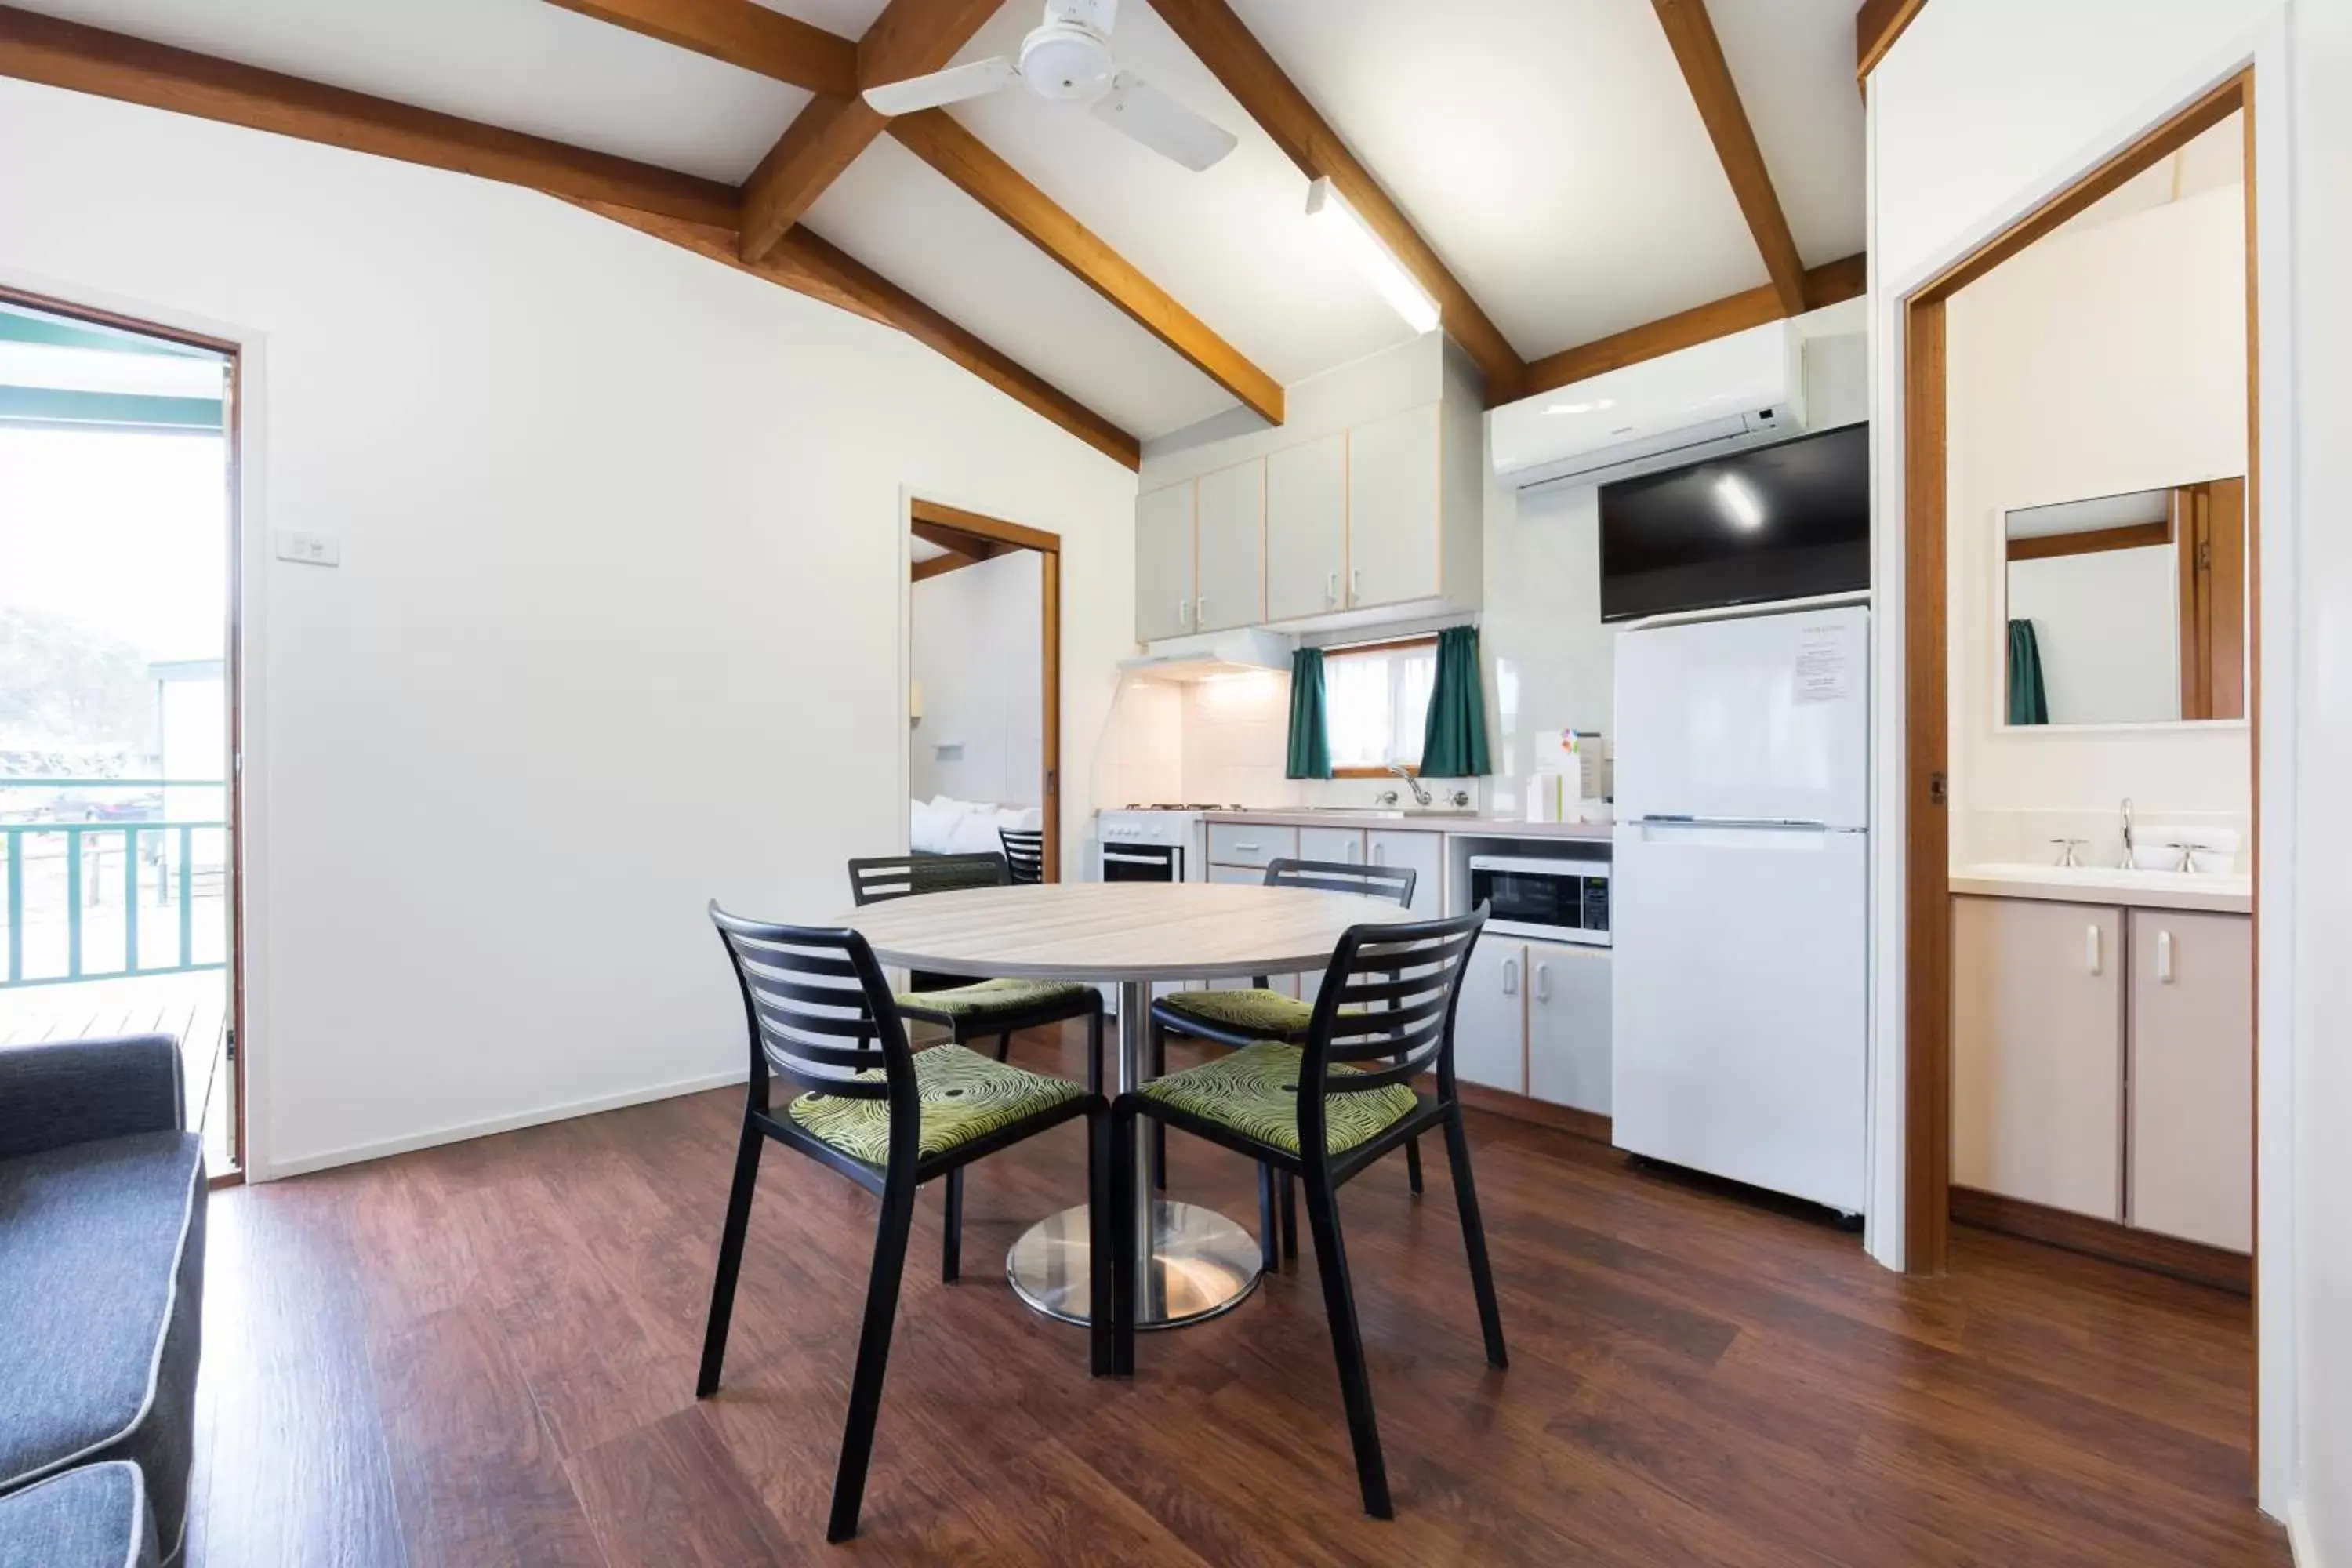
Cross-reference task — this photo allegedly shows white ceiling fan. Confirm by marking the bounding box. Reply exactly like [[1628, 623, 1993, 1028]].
[[861, 0, 1240, 172]]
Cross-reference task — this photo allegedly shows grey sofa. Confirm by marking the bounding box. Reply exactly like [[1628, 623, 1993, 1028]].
[[0, 1036, 205, 1566]]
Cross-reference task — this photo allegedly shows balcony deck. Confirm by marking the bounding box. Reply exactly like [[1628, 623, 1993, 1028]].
[[0, 970, 234, 1173]]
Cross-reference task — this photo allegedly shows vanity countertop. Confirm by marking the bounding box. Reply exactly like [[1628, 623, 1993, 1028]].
[[1950, 862, 2252, 914], [1207, 809, 1614, 842]]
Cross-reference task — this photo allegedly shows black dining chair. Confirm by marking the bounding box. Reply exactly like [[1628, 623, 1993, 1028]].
[[699, 904, 1112, 1543], [848, 853, 1106, 1091], [998, 827, 1046, 884], [1148, 858, 1420, 1266], [1109, 906, 1504, 1520]]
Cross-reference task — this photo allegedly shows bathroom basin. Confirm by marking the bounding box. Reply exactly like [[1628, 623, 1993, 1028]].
[[1955, 862, 2252, 905]]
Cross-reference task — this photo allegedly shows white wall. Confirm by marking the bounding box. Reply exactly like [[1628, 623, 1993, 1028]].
[[1944, 183, 2250, 864], [909, 549, 1043, 808], [0, 78, 1138, 1176], [1867, 0, 2341, 1534]]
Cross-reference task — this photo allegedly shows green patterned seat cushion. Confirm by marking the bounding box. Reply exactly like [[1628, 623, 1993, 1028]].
[[894, 977, 1095, 1022], [788, 1044, 1083, 1165], [1141, 1041, 1418, 1156], [1156, 987, 1313, 1038]]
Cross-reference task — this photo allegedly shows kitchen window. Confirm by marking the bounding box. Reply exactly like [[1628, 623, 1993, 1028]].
[[1323, 636, 1436, 775]]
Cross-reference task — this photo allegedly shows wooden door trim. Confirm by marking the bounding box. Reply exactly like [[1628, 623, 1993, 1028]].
[[905, 497, 1063, 881], [1900, 71, 2255, 1280], [2003, 518, 2171, 561]]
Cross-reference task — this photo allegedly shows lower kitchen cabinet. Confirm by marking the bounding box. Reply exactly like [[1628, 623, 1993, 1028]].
[[1453, 938, 1524, 1091], [1525, 941, 1611, 1114], [1367, 829, 1444, 917]]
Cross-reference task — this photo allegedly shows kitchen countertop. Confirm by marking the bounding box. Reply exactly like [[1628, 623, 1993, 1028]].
[[1206, 809, 1613, 841], [1949, 862, 2252, 915]]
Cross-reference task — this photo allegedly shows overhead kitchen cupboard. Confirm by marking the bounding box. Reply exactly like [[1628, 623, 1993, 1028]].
[[1134, 462, 1267, 641]]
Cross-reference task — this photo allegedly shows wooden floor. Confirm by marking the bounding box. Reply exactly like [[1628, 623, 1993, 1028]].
[[0, 970, 233, 1170], [184, 1022, 2288, 1566]]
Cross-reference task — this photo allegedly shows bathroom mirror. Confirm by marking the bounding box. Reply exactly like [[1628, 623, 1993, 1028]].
[[2001, 478, 2246, 727]]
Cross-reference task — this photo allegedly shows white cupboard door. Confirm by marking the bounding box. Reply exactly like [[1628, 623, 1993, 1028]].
[[1365, 829, 1443, 916], [1298, 826, 1363, 865], [1345, 404, 1442, 609], [1951, 897, 2125, 1220], [1265, 433, 1347, 622], [2128, 910, 2253, 1251], [1453, 938, 1524, 1092], [1193, 459, 1265, 633], [1134, 481, 1196, 643], [1526, 941, 1611, 1115]]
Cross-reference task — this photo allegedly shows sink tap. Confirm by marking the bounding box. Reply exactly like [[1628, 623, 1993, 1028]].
[[1388, 764, 1432, 808], [1374, 789, 1399, 807], [2052, 838, 2086, 868], [2119, 797, 2136, 869]]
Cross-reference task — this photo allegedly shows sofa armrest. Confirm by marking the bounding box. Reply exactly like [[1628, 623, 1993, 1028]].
[[0, 1034, 184, 1160]]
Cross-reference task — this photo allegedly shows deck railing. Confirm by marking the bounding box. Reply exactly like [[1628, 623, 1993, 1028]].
[[1, 779, 227, 989]]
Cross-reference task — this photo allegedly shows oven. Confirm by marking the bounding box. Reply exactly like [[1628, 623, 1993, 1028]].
[[1101, 841, 1183, 881], [1467, 854, 1611, 946]]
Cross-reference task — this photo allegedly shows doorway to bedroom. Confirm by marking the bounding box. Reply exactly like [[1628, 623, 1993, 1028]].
[[906, 499, 1062, 879]]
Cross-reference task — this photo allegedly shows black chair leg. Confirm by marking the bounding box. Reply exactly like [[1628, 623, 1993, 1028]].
[[1087, 1106, 1114, 1377], [1149, 1021, 1169, 1191], [1299, 1167, 1392, 1519], [1280, 1171, 1298, 1260], [1442, 1105, 1508, 1370], [1257, 1163, 1279, 1273], [827, 1169, 918, 1544], [1109, 1102, 1140, 1377], [995, 1030, 1013, 1063], [1086, 1007, 1104, 1096], [942, 1166, 964, 1283], [695, 1114, 764, 1398], [1405, 1136, 1425, 1196]]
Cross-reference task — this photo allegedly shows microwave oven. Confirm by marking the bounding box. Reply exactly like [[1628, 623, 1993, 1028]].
[[1467, 855, 1610, 946]]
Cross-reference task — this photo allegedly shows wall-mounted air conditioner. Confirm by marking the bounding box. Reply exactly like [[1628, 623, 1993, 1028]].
[[1489, 318, 1807, 492]]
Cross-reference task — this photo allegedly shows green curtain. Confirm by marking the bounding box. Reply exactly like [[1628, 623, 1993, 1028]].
[[2007, 619, 2050, 726], [1285, 648, 1332, 779], [1419, 626, 1492, 777]]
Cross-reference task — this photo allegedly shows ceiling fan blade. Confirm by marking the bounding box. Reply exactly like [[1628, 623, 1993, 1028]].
[[862, 56, 1018, 115], [1047, 0, 1119, 31], [1089, 72, 1237, 172]]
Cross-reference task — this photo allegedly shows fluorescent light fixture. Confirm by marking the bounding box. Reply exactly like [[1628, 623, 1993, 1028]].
[[1545, 398, 1616, 416], [1715, 474, 1766, 530], [1306, 176, 1440, 336]]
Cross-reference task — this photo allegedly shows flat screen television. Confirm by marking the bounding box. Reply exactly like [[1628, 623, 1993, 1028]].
[[1598, 422, 1870, 622]]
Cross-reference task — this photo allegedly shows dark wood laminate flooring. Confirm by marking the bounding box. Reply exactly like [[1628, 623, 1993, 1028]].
[[183, 1023, 2289, 1566]]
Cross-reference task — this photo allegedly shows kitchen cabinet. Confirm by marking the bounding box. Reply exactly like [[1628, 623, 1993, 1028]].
[[1207, 822, 1295, 869], [1193, 459, 1265, 633], [1265, 433, 1347, 622], [1526, 941, 1611, 1114], [1345, 404, 1442, 610], [1453, 938, 1524, 1091], [1951, 897, 2125, 1220], [2128, 909, 2253, 1250], [1366, 829, 1443, 917], [1134, 481, 1196, 642]]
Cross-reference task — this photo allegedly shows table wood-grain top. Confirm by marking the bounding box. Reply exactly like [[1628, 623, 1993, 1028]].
[[834, 882, 1417, 982]]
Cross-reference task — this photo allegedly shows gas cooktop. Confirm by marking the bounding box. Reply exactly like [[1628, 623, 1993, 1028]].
[[1118, 803, 1243, 812]]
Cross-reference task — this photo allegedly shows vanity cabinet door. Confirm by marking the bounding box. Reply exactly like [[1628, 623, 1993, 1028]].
[[1134, 481, 1196, 643], [2128, 910, 2253, 1251], [1951, 896, 2125, 1219], [1453, 939, 1525, 1092]]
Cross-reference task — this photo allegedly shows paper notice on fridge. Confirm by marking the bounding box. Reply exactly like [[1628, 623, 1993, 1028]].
[[1794, 624, 1855, 704]]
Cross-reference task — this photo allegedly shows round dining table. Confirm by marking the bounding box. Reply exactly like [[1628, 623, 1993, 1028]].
[[838, 879, 1417, 1329]]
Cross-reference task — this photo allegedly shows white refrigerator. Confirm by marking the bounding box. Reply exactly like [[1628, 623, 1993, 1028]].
[[1610, 604, 1870, 1213]]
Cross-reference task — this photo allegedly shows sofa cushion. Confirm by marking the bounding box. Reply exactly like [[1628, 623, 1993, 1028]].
[[0, 1131, 204, 1561], [0, 1462, 158, 1568]]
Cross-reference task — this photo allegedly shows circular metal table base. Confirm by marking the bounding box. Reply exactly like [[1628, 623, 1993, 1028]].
[[1007, 1200, 1263, 1330]]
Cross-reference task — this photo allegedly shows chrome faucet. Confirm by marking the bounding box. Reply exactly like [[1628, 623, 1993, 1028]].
[[2119, 797, 2136, 868], [2052, 838, 2086, 868], [1388, 764, 1432, 808]]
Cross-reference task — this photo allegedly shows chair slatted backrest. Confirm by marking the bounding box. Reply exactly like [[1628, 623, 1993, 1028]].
[[1263, 858, 1416, 907], [707, 904, 914, 1116], [1295, 907, 1489, 1146], [999, 829, 1046, 885], [847, 852, 1009, 906]]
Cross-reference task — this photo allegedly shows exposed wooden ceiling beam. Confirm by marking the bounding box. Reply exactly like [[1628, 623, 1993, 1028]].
[[910, 518, 1002, 560], [0, 4, 736, 227], [888, 110, 1286, 426], [1521, 252, 1864, 400], [577, 199, 1141, 469], [542, 0, 857, 96], [1855, 0, 1929, 81], [737, 0, 1000, 264], [911, 549, 984, 582], [1148, 0, 1525, 404], [1651, 0, 1806, 318]]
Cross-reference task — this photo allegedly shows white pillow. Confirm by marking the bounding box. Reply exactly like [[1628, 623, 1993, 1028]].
[[909, 797, 946, 854]]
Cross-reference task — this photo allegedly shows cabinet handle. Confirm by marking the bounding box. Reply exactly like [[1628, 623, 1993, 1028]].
[[2158, 928, 2174, 983], [1196, 596, 1206, 626], [1370, 841, 1385, 864], [1178, 597, 1190, 630], [1535, 961, 1551, 1002], [1351, 568, 1362, 604], [1326, 570, 1338, 607], [2085, 924, 2102, 976], [1501, 956, 1519, 996], [1232, 840, 1260, 851]]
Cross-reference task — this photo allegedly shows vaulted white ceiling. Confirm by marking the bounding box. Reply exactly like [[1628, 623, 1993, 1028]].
[[7, 0, 1867, 446]]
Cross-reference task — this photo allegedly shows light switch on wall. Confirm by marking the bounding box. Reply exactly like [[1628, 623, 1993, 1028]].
[[274, 530, 340, 567]]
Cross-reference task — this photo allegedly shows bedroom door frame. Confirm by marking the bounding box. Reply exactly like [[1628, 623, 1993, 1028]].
[[898, 494, 1063, 880]]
